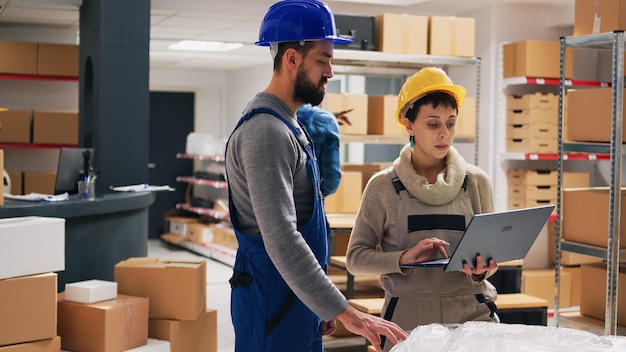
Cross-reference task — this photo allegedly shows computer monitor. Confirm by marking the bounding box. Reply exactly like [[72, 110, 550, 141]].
[[54, 147, 95, 195]]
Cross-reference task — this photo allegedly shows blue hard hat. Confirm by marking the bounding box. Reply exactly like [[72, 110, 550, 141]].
[[256, 0, 353, 46]]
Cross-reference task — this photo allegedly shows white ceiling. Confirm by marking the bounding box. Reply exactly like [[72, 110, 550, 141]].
[[0, 0, 575, 72]]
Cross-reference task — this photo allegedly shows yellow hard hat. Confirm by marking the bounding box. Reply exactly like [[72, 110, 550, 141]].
[[395, 67, 466, 127]]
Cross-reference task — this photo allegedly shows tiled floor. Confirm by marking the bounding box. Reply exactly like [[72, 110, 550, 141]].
[[147, 239, 368, 352]]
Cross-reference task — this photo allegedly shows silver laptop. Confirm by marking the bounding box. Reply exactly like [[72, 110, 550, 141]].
[[400, 205, 554, 272]]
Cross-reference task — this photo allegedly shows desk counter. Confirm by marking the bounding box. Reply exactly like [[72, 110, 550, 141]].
[[0, 192, 155, 291]]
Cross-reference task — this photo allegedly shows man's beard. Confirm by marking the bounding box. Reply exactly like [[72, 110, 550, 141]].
[[294, 66, 326, 106]]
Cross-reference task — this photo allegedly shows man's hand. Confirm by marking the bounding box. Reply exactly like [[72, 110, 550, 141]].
[[337, 305, 407, 352], [334, 108, 354, 126]]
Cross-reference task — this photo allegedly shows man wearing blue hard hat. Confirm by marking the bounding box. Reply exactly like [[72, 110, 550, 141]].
[[225, 1, 409, 351]]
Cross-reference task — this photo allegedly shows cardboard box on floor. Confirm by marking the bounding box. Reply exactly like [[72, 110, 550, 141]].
[[0, 336, 60, 352], [148, 309, 217, 352], [57, 293, 149, 352], [0, 273, 57, 346], [114, 257, 206, 320]]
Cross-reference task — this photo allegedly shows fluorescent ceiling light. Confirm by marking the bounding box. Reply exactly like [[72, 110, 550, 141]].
[[169, 40, 243, 52]]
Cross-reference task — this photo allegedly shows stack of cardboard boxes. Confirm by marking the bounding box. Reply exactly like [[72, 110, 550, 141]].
[[114, 258, 217, 352], [0, 217, 64, 352], [0, 40, 80, 196]]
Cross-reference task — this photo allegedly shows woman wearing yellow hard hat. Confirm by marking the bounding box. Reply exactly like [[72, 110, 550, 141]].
[[346, 67, 498, 351]]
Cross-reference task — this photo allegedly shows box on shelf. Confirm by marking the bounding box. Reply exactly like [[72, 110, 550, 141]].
[[367, 95, 405, 136], [211, 223, 237, 249], [562, 265, 582, 307], [114, 257, 207, 320], [506, 108, 558, 126], [580, 262, 626, 326], [562, 187, 626, 249], [37, 43, 79, 77], [456, 97, 476, 138], [0, 109, 32, 144], [548, 221, 602, 266], [506, 123, 557, 140], [0, 216, 64, 280], [374, 13, 428, 54], [7, 170, 23, 195], [574, 0, 626, 35], [508, 184, 557, 200], [334, 14, 376, 51], [64, 279, 118, 304], [23, 171, 56, 195], [57, 293, 149, 352], [505, 137, 557, 154], [186, 222, 214, 244], [521, 268, 571, 308], [0, 273, 57, 346], [341, 163, 386, 193], [321, 93, 368, 135], [148, 309, 217, 352], [508, 198, 556, 215], [0, 40, 37, 75], [167, 216, 199, 237], [507, 92, 558, 111], [324, 171, 362, 213], [503, 40, 573, 79], [0, 336, 60, 352], [567, 87, 625, 143], [32, 110, 78, 145], [428, 16, 475, 57]]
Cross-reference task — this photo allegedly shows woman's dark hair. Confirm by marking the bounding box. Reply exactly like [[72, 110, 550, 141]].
[[404, 92, 459, 122]]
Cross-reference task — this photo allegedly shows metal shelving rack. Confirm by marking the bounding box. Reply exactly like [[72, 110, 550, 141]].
[[331, 49, 482, 165], [555, 31, 625, 335]]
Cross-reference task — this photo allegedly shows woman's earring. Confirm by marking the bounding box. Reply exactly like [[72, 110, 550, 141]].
[[409, 135, 415, 148]]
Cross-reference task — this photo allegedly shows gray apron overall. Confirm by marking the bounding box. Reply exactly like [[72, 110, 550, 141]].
[[380, 170, 497, 351]]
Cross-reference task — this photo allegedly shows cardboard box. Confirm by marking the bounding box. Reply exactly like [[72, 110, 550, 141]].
[[0, 40, 37, 75], [115, 257, 206, 320], [505, 137, 557, 154], [547, 221, 602, 266], [506, 123, 557, 140], [508, 184, 557, 200], [324, 171, 362, 213], [0, 216, 64, 280], [167, 216, 198, 237], [7, 170, 23, 195], [37, 43, 79, 77], [0, 336, 60, 352], [374, 13, 428, 55], [580, 262, 626, 325], [0, 273, 57, 346], [562, 266, 582, 307], [507, 169, 589, 188], [211, 223, 237, 249], [507, 93, 558, 111], [428, 16, 475, 57], [57, 293, 149, 352], [503, 40, 573, 79], [341, 163, 385, 192], [567, 87, 625, 143], [32, 110, 79, 145], [64, 279, 118, 304], [521, 268, 571, 308], [321, 93, 368, 135], [563, 187, 626, 249], [574, 0, 626, 35], [23, 171, 56, 195], [456, 97, 476, 138], [367, 95, 405, 136], [0, 109, 31, 144], [148, 309, 217, 352], [506, 108, 558, 126], [187, 222, 214, 244]]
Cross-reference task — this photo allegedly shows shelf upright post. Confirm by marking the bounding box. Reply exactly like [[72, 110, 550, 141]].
[[473, 57, 482, 166], [554, 35, 567, 328], [606, 30, 624, 336]]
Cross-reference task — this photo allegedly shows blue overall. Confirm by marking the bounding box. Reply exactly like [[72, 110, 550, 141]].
[[226, 107, 329, 352]]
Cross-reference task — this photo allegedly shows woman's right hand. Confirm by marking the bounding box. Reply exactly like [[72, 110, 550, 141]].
[[399, 237, 449, 265]]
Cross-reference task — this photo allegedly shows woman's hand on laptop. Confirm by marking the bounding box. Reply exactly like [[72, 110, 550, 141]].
[[462, 254, 498, 278], [400, 237, 449, 265]]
